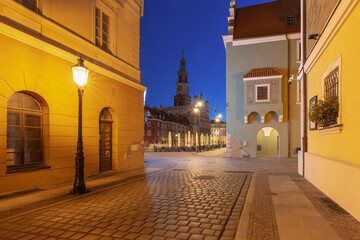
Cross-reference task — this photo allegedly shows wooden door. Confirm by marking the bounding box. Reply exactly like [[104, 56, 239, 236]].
[[99, 109, 112, 172]]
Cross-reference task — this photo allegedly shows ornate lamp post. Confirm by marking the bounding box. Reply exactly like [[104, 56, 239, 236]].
[[194, 100, 203, 152], [71, 58, 89, 195]]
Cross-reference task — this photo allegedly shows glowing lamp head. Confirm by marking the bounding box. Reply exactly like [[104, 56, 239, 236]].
[[197, 101, 203, 107], [215, 118, 220, 122], [217, 114, 222, 119], [72, 58, 89, 87], [194, 108, 199, 113]]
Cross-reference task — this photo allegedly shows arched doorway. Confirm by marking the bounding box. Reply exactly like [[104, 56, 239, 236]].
[[99, 108, 112, 172], [256, 127, 279, 157]]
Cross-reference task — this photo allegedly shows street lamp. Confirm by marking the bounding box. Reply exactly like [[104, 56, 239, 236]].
[[216, 114, 222, 145], [71, 58, 89, 195], [194, 100, 203, 152]]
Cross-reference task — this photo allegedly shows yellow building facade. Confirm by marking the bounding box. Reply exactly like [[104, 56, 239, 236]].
[[299, 1, 360, 221], [0, 0, 145, 193]]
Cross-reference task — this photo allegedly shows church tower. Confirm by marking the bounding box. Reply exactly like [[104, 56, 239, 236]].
[[174, 48, 192, 106]]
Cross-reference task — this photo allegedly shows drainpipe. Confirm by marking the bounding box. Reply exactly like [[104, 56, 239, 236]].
[[301, 0, 307, 177], [286, 35, 291, 158]]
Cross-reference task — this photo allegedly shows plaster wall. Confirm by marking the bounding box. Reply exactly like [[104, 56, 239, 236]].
[[226, 38, 300, 157], [304, 2, 360, 221], [0, 33, 144, 194]]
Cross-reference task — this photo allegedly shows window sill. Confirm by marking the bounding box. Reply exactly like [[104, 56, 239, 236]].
[[318, 124, 343, 135], [7, 164, 51, 174]]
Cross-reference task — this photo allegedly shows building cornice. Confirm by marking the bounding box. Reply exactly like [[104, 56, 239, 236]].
[[222, 33, 300, 50], [242, 76, 283, 81], [304, 0, 358, 74], [0, 17, 146, 91]]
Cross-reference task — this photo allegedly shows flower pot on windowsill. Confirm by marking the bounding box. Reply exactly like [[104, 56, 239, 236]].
[[318, 112, 338, 128]]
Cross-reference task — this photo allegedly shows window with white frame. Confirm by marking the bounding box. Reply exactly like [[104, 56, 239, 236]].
[[255, 84, 270, 102], [95, 3, 114, 53], [147, 130, 151, 136], [147, 121, 151, 127], [296, 40, 301, 62], [321, 55, 342, 125]]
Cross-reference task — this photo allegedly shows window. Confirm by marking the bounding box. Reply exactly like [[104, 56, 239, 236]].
[[95, 6, 111, 52], [157, 130, 160, 136], [147, 121, 151, 127], [296, 40, 301, 62], [7, 93, 43, 167], [147, 130, 152, 136], [255, 84, 270, 102], [14, 0, 37, 12], [324, 67, 339, 99], [320, 55, 342, 129]]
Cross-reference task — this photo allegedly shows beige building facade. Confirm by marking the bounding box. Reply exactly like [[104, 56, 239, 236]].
[[0, 0, 145, 193]]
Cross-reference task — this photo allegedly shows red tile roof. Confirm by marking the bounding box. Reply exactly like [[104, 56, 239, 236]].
[[242, 67, 283, 79], [234, 0, 300, 40]]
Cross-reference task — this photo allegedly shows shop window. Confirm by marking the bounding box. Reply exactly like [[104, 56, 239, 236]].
[[7, 93, 43, 168]]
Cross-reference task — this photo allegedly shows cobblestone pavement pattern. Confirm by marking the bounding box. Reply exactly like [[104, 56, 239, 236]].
[[0, 167, 251, 240]]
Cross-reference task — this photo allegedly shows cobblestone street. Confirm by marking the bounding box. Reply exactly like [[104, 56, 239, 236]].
[[1, 149, 360, 240]]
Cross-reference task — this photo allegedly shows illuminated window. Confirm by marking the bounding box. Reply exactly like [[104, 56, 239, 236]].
[[7, 93, 43, 167]]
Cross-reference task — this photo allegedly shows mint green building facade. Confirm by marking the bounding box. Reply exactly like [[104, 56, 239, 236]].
[[223, 0, 301, 158]]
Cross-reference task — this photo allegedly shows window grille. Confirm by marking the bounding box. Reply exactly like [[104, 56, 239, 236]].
[[287, 15, 295, 25], [324, 67, 339, 99]]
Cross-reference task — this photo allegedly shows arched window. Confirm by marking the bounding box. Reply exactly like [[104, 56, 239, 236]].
[[7, 92, 43, 167]]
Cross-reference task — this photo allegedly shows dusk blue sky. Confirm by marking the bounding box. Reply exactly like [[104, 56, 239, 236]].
[[140, 0, 276, 120]]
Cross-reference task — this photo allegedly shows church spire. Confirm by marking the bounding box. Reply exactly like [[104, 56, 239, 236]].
[[180, 46, 186, 72], [181, 46, 184, 60]]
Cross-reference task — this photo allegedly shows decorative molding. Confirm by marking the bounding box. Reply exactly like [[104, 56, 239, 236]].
[[0, 21, 146, 91], [243, 76, 282, 81], [261, 116, 265, 124], [244, 116, 248, 124], [232, 34, 287, 46], [279, 115, 283, 123], [222, 34, 233, 49], [318, 125, 343, 135], [287, 33, 301, 39], [304, 0, 358, 74]]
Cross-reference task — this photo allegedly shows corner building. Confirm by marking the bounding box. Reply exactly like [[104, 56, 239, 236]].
[[223, 0, 301, 158], [0, 0, 145, 193], [298, 0, 360, 221]]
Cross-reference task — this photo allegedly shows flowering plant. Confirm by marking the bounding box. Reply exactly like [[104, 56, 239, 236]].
[[309, 96, 339, 127]]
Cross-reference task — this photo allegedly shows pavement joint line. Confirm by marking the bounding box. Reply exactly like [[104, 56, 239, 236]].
[[235, 172, 257, 240], [0, 165, 179, 223]]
